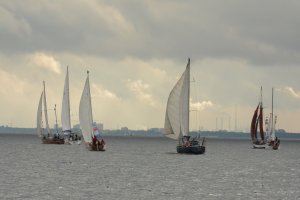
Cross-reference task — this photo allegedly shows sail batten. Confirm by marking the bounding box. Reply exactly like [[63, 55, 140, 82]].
[[164, 58, 190, 140]]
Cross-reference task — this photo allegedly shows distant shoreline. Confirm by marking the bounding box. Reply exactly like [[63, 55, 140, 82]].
[[1, 127, 300, 141]]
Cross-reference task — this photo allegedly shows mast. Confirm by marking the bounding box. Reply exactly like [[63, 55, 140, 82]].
[[187, 58, 190, 135], [43, 80, 51, 136], [271, 88, 275, 139], [271, 87, 274, 137], [259, 86, 264, 141], [54, 104, 58, 135]]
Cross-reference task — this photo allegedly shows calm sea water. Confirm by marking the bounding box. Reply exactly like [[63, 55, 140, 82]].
[[0, 134, 299, 200]]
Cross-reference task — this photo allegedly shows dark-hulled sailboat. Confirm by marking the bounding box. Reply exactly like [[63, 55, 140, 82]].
[[250, 87, 280, 150], [164, 58, 205, 154], [37, 81, 64, 144]]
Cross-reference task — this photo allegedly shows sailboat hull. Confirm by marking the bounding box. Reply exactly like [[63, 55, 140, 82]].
[[176, 145, 205, 154], [42, 138, 65, 144], [253, 144, 268, 149], [253, 141, 280, 150], [87, 143, 106, 151]]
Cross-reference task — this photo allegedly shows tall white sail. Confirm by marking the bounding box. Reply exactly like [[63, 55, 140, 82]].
[[164, 58, 190, 140], [61, 67, 71, 135], [265, 114, 272, 141], [270, 88, 276, 141], [37, 91, 43, 137], [79, 71, 94, 143], [43, 81, 52, 136]]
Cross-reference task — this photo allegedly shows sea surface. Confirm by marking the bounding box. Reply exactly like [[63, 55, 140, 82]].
[[0, 134, 299, 200]]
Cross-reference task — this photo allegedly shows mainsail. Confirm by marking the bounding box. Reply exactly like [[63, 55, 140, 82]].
[[61, 67, 72, 135], [37, 91, 43, 137], [258, 103, 264, 141], [164, 58, 190, 140], [250, 105, 259, 143], [43, 81, 52, 136], [250, 87, 265, 143], [79, 71, 94, 143]]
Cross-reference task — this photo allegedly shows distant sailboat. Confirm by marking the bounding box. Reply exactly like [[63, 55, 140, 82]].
[[251, 87, 267, 149], [250, 87, 280, 149], [61, 67, 81, 144], [268, 88, 280, 150], [36, 81, 64, 144], [164, 58, 205, 154], [79, 71, 105, 151]]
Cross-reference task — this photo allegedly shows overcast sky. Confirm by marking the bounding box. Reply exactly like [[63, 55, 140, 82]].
[[1, 0, 300, 132]]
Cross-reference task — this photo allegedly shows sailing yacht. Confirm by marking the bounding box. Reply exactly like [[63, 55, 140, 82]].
[[79, 71, 105, 151], [37, 81, 64, 144], [250, 87, 280, 149], [164, 58, 205, 154], [251, 87, 267, 149]]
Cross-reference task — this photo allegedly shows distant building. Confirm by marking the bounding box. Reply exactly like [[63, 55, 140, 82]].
[[96, 123, 104, 131], [121, 127, 129, 132]]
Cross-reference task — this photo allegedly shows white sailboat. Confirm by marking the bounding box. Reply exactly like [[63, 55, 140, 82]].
[[79, 71, 105, 151], [164, 58, 205, 154], [36, 81, 64, 144], [61, 67, 81, 144]]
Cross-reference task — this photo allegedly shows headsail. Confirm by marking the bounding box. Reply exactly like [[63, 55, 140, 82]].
[[79, 71, 93, 143], [164, 58, 190, 140], [37, 91, 43, 137], [61, 66, 72, 135], [270, 88, 276, 141], [43, 81, 52, 136]]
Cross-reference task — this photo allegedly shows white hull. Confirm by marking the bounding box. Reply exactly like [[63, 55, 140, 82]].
[[253, 144, 268, 149]]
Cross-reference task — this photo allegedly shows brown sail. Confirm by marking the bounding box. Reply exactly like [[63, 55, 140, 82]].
[[258, 103, 265, 142], [250, 104, 259, 143]]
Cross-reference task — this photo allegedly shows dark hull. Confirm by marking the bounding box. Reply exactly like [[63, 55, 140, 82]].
[[42, 138, 65, 144], [87, 143, 105, 151], [176, 145, 205, 154], [253, 142, 280, 150], [253, 144, 267, 149]]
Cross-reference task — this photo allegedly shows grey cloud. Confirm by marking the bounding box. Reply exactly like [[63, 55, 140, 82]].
[[1, 0, 300, 66]]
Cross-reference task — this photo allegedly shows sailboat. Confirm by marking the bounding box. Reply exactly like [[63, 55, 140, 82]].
[[61, 67, 81, 144], [164, 58, 206, 154], [250, 87, 267, 149], [79, 71, 105, 151], [37, 81, 64, 144], [250, 87, 280, 149], [268, 88, 280, 150]]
